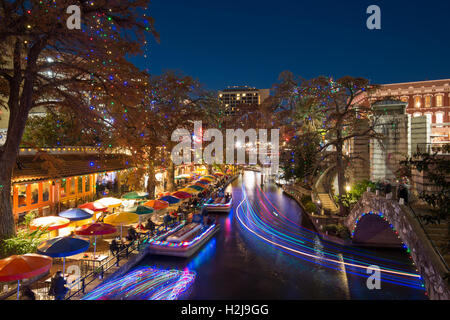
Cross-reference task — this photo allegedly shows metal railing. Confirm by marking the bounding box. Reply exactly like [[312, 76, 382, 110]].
[[64, 240, 140, 300]]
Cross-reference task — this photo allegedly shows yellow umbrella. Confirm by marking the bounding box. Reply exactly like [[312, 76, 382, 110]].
[[200, 176, 215, 181], [178, 188, 200, 195], [95, 197, 123, 208], [104, 211, 139, 237]]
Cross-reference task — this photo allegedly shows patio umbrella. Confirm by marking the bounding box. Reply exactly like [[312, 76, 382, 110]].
[[187, 185, 205, 191], [158, 195, 180, 205], [95, 197, 123, 208], [132, 205, 154, 228], [122, 191, 149, 200], [0, 254, 52, 300], [178, 188, 200, 195], [172, 191, 193, 199], [58, 208, 93, 222], [195, 180, 210, 185], [37, 236, 90, 274], [29, 216, 70, 231], [104, 211, 139, 238], [144, 199, 170, 210], [75, 223, 117, 258], [202, 175, 216, 180], [78, 202, 108, 212], [214, 172, 224, 176]]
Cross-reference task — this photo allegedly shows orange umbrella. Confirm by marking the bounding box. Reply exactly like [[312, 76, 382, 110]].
[[0, 254, 52, 299], [143, 199, 169, 210]]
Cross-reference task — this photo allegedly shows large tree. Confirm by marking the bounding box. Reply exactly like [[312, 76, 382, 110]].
[[0, 0, 157, 239]]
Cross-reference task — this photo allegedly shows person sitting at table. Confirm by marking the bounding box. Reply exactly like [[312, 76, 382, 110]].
[[109, 238, 120, 256], [163, 213, 173, 229], [126, 227, 138, 243], [21, 285, 36, 300], [145, 219, 156, 235], [49, 271, 68, 300]]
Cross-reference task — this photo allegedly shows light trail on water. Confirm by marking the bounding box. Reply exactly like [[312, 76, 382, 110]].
[[235, 181, 426, 291]]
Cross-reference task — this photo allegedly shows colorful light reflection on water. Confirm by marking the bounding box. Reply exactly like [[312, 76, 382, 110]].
[[82, 267, 196, 300]]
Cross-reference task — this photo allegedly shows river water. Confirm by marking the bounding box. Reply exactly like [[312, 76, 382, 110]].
[[93, 171, 427, 300]]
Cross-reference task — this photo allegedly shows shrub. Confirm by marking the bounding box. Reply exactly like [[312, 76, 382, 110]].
[[323, 224, 351, 240], [303, 201, 317, 214], [0, 228, 48, 259]]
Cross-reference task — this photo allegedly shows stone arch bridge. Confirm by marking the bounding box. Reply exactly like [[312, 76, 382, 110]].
[[344, 192, 450, 300]]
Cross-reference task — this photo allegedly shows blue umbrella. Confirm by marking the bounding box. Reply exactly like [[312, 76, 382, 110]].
[[37, 236, 90, 274], [58, 208, 93, 221], [159, 195, 181, 205]]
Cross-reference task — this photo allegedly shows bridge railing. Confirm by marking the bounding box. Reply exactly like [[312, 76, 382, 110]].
[[365, 189, 449, 273], [403, 204, 450, 273]]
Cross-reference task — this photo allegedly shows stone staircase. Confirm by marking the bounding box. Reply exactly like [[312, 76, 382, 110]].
[[317, 193, 340, 214]]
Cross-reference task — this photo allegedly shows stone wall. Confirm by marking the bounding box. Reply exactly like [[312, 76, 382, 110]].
[[345, 192, 450, 300]]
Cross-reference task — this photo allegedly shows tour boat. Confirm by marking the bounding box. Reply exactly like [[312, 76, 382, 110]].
[[203, 196, 233, 213], [146, 222, 220, 257]]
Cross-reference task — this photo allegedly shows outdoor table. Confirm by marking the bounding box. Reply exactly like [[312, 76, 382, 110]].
[[80, 254, 108, 274]]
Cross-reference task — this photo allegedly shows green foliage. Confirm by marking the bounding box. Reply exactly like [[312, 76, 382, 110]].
[[303, 201, 317, 214], [281, 133, 322, 186], [401, 146, 450, 220], [323, 224, 351, 240], [335, 180, 376, 209], [21, 110, 99, 148], [0, 227, 48, 259]]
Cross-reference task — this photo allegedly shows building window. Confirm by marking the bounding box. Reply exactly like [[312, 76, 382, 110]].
[[18, 185, 27, 207], [436, 112, 444, 125], [78, 176, 83, 193], [42, 182, 50, 202], [415, 97, 421, 108], [436, 95, 443, 107], [30, 183, 39, 205], [413, 112, 422, 117], [60, 179, 67, 198], [85, 176, 90, 192], [401, 97, 409, 103], [70, 178, 76, 195], [425, 96, 431, 108]]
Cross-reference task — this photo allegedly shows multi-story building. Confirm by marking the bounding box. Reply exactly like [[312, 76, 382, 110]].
[[369, 79, 450, 142], [218, 86, 270, 115]]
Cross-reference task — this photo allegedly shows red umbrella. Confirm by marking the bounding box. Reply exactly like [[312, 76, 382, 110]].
[[172, 191, 193, 199], [0, 254, 52, 299], [79, 202, 108, 212], [74, 223, 117, 236], [74, 223, 117, 258]]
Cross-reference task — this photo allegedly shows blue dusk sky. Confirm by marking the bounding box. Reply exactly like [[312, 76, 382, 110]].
[[130, 0, 450, 91]]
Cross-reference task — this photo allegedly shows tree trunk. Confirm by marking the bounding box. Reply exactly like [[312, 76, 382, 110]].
[[166, 159, 175, 192], [0, 39, 43, 239], [146, 162, 156, 199], [335, 141, 347, 216], [207, 164, 213, 175]]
